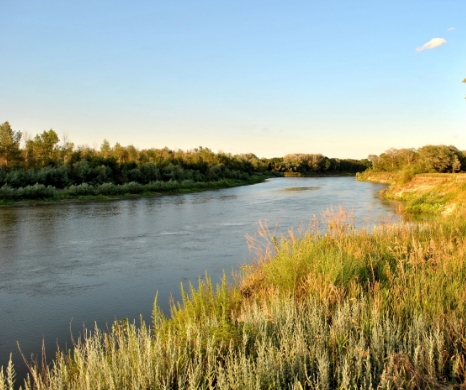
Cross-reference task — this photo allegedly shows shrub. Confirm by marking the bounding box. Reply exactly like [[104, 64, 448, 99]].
[[65, 183, 96, 197], [96, 182, 118, 196], [0, 183, 56, 200], [0, 185, 17, 200], [121, 181, 143, 194], [140, 162, 161, 183]]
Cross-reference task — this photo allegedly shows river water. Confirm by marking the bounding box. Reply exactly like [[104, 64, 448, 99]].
[[0, 177, 398, 381]]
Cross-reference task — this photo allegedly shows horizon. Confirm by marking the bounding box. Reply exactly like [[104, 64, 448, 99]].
[[2, 1, 465, 159]]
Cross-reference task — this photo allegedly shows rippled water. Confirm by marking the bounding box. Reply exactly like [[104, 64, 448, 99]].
[[0, 177, 398, 380]]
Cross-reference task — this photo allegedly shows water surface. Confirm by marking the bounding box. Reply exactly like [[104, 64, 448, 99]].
[[0, 177, 397, 379]]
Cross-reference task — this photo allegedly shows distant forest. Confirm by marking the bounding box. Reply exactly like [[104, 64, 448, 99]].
[[0, 121, 367, 194], [368, 145, 466, 174]]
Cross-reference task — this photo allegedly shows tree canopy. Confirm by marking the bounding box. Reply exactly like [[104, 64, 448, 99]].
[[0, 121, 368, 192], [367, 145, 465, 173], [0, 121, 22, 167]]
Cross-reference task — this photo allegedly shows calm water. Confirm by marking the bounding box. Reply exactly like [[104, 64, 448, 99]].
[[0, 177, 397, 380]]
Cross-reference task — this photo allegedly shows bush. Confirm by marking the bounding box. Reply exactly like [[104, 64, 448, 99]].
[[0, 183, 56, 200], [65, 183, 96, 197], [0, 172, 266, 201], [396, 168, 414, 185], [180, 179, 195, 188], [0, 185, 17, 200], [139, 162, 161, 183], [22, 183, 56, 199], [96, 182, 118, 196], [121, 181, 144, 194], [5, 169, 39, 188]]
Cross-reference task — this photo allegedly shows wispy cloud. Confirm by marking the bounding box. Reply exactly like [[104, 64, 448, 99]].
[[416, 38, 447, 52], [448, 27, 455, 31]]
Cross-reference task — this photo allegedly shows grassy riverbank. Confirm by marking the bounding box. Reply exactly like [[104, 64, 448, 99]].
[[0, 174, 277, 206], [3, 183, 466, 389], [357, 171, 466, 215]]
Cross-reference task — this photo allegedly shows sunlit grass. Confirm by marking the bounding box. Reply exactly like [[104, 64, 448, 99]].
[[358, 171, 466, 216]]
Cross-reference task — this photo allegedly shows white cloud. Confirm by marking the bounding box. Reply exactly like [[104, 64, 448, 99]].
[[448, 27, 455, 31], [416, 38, 447, 52]]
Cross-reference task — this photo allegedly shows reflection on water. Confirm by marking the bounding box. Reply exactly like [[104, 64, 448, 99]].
[[0, 177, 399, 382]]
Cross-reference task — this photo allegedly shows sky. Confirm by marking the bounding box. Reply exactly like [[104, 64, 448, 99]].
[[1, 0, 465, 159]]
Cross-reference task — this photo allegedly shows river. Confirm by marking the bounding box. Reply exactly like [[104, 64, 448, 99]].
[[0, 177, 398, 382]]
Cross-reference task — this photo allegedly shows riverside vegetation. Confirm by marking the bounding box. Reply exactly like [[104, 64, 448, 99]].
[[2, 80, 465, 388], [2, 198, 466, 388], [0, 121, 366, 203], [357, 171, 466, 216], [3, 136, 466, 388], [357, 143, 466, 215]]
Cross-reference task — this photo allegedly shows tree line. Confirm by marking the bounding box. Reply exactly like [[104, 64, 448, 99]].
[[0, 121, 367, 195], [274, 153, 368, 174], [366, 78, 465, 173], [368, 145, 465, 173]]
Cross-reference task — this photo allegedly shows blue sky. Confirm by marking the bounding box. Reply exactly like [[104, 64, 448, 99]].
[[1, 0, 465, 158]]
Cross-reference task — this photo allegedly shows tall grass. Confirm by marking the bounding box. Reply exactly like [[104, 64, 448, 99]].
[[243, 208, 466, 322], [3, 209, 466, 389], [5, 297, 465, 390]]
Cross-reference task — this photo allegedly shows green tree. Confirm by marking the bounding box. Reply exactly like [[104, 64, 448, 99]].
[[114, 142, 127, 163], [0, 121, 22, 167], [382, 148, 399, 171], [32, 129, 60, 165], [100, 139, 111, 158], [398, 148, 416, 166], [127, 145, 139, 162], [60, 134, 75, 165], [418, 145, 454, 172], [24, 138, 36, 167]]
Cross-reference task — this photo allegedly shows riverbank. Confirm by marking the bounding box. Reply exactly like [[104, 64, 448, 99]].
[[283, 172, 357, 177], [0, 173, 278, 207], [357, 171, 466, 215], [3, 177, 466, 389]]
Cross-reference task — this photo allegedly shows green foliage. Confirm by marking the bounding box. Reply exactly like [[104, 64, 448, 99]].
[[418, 145, 456, 172], [0, 123, 285, 201], [273, 153, 366, 174], [27, 129, 60, 167], [0, 175, 271, 201], [361, 171, 466, 217], [367, 145, 465, 174], [402, 193, 447, 214], [395, 167, 415, 185], [0, 121, 367, 200], [0, 122, 22, 167], [0, 183, 56, 200]]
